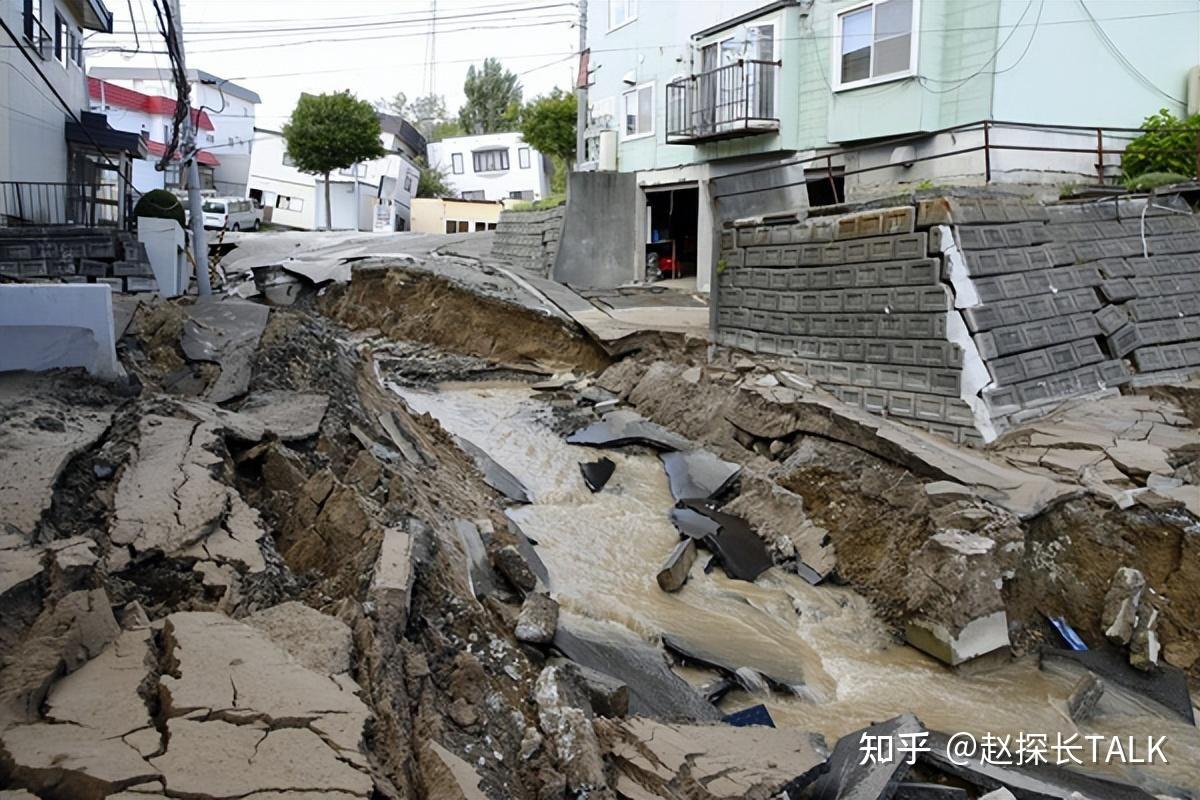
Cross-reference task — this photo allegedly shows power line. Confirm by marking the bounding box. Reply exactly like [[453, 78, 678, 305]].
[[1076, 0, 1186, 105], [918, 0, 1045, 94]]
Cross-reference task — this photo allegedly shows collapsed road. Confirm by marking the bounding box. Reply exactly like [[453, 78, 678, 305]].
[[1, 213, 1199, 800]]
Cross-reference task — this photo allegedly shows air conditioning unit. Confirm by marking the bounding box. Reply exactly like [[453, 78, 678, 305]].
[[598, 130, 618, 171]]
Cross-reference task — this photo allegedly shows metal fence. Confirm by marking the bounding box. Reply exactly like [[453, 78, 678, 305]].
[[0, 182, 123, 227], [666, 59, 781, 144]]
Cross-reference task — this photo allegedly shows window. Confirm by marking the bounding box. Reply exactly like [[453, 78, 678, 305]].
[[622, 83, 654, 139], [276, 195, 303, 212], [461, 190, 486, 201], [509, 190, 534, 201], [71, 27, 82, 65], [22, 0, 42, 48], [518, 147, 531, 169], [445, 220, 457, 234], [608, 0, 636, 31], [835, 0, 915, 89], [202, 201, 226, 214], [282, 152, 296, 167], [487, 222, 498, 231], [53, 11, 65, 66], [403, 175, 413, 193], [458, 220, 470, 233], [475, 221, 488, 232], [472, 149, 509, 172], [451, 153, 464, 174]]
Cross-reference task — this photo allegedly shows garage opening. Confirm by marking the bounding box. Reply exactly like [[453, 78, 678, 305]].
[[645, 185, 699, 286]]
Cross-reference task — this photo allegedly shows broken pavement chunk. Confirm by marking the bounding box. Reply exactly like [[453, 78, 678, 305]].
[[455, 435, 530, 502], [454, 519, 500, 600], [566, 409, 691, 451], [423, 740, 489, 800], [1101, 566, 1146, 647], [1040, 645, 1195, 725], [178, 391, 328, 443], [180, 297, 270, 403], [662, 632, 808, 696], [1129, 603, 1160, 672], [659, 449, 740, 501], [655, 538, 696, 592], [808, 713, 924, 800], [370, 526, 416, 636], [677, 500, 773, 582], [1065, 672, 1104, 722], [45, 628, 153, 738], [246, 601, 354, 676], [0, 721, 161, 799], [579, 456, 615, 492]]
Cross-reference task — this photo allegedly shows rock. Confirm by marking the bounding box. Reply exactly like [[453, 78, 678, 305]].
[[1065, 672, 1104, 721], [45, 628, 154, 738], [455, 519, 500, 600], [180, 297, 270, 403], [118, 601, 150, 630], [493, 543, 539, 595], [370, 526, 416, 637], [680, 366, 702, 384], [566, 409, 691, 451], [422, 741, 489, 799], [659, 449, 741, 501], [0, 534, 44, 602], [904, 531, 1010, 666], [579, 457, 615, 492], [655, 538, 697, 593], [45, 536, 99, 582], [924, 480, 974, 505], [1129, 605, 1160, 672], [0, 721, 160, 798], [722, 479, 836, 584], [600, 717, 828, 799], [150, 718, 371, 798], [1101, 566, 1146, 647], [515, 593, 559, 645], [979, 790, 1018, 800], [809, 714, 923, 800], [534, 664, 609, 796], [246, 602, 354, 675], [456, 435, 530, 503], [520, 726, 544, 760], [181, 492, 268, 573]]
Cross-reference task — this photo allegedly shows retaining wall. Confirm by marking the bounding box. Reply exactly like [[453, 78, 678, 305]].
[[715, 193, 1200, 444], [489, 205, 565, 277]]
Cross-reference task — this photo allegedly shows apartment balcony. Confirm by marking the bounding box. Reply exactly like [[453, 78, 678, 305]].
[[665, 59, 781, 145]]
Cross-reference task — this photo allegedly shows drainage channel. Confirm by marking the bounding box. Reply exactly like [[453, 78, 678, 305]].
[[390, 379, 1200, 792]]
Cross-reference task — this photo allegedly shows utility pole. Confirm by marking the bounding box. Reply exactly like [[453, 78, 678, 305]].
[[169, 0, 211, 297], [575, 0, 587, 171]]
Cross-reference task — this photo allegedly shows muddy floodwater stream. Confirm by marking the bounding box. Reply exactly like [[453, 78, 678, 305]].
[[390, 380, 1200, 793]]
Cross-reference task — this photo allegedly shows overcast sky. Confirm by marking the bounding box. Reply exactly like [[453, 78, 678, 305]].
[[87, 0, 581, 127]]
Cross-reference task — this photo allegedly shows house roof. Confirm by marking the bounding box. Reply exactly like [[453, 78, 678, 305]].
[[65, 0, 114, 32], [376, 113, 428, 159], [89, 78, 215, 131], [146, 139, 221, 167], [88, 67, 262, 104], [65, 111, 148, 158]]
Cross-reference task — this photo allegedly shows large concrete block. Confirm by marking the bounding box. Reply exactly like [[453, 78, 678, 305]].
[[0, 284, 121, 380], [833, 206, 915, 240]]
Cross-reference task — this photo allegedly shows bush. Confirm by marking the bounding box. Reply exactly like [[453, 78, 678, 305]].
[[1121, 108, 1200, 181], [1124, 171, 1192, 191], [134, 189, 186, 228], [509, 195, 565, 212]]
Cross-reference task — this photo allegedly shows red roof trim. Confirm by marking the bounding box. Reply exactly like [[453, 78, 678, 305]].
[[145, 139, 221, 167], [89, 77, 214, 131]]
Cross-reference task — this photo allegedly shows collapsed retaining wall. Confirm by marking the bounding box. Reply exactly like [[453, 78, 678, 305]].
[[489, 205, 565, 276], [715, 193, 1200, 444]]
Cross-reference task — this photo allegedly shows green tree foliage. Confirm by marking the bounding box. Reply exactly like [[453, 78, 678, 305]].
[[519, 88, 577, 165], [458, 58, 522, 134], [1122, 108, 1200, 182], [415, 156, 452, 198], [283, 91, 385, 230], [380, 92, 462, 141]]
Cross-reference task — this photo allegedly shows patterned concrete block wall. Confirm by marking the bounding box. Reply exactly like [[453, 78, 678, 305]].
[[0, 227, 158, 293], [716, 194, 1200, 445], [490, 206, 565, 276]]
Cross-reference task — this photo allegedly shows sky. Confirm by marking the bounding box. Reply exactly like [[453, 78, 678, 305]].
[[86, 0, 582, 127]]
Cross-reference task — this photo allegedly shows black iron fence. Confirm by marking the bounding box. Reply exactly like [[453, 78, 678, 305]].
[[666, 59, 781, 144], [0, 182, 123, 227]]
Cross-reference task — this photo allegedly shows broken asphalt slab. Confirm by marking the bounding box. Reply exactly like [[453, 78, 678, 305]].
[[920, 730, 1157, 800], [662, 631, 808, 695], [1040, 645, 1195, 725], [551, 616, 720, 722], [579, 457, 615, 492], [659, 449, 741, 501], [178, 390, 329, 442], [807, 713, 924, 800], [455, 435, 530, 503], [677, 500, 774, 582], [566, 409, 692, 452], [180, 298, 270, 403]]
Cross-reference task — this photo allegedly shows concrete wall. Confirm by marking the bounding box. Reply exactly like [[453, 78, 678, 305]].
[[0, 284, 119, 380], [490, 206, 566, 276], [553, 171, 640, 289]]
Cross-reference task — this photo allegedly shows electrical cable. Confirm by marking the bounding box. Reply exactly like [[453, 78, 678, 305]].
[[1076, 0, 1186, 105]]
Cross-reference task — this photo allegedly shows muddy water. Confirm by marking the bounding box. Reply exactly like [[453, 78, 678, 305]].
[[392, 380, 1200, 792]]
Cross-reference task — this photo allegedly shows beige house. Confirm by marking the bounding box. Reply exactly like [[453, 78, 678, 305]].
[[411, 197, 502, 234]]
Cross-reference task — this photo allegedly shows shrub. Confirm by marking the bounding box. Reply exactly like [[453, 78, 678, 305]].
[[134, 189, 186, 228], [1124, 171, 1192, 191], [1121, 108, 1200, 181]]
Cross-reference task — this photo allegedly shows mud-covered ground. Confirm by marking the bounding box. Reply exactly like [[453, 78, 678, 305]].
[[2, 252, 1199, 800]]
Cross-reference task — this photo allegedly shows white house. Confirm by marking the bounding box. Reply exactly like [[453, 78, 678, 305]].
[[247, 123, 423, 232], [427, 132, 551, 202], [87, 77, 221, 194], [1, 0, 147, 225], [88, 66, 261, 197]]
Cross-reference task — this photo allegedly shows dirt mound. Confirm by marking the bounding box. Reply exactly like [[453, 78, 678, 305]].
[[323, 266, 610, 373]]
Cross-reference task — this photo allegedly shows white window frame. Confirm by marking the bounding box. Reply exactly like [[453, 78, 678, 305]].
[[831, 0, 919, 92], [451, 153, 464, 174], [621, 81, 655, 142], [607, 0, 637, 33], [518, 147, 530, 169]]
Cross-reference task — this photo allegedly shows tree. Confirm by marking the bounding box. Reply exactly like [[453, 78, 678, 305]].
[[415, 156, 452, 198], [379, 92, 461, 141], [458, 58, 522, 134], [519, 89, 577, 166], [283, 92, 385, 230]]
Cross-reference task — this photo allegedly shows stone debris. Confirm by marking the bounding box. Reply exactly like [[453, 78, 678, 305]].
[[565, 409, 692, 451], [1065, 671, 1104, 722], [722, 478, 836, 583], [455, 435, 530, 503], [599, 717, 829, 799], [45, 628, 154, 738], [904, 530, 1010, 666], [978, 790, 1018, 800], [180, 298, 270, 403], [246, 601, 354, 675], [178, 390, 329, 442], [1040, 646, 1195, 725], [892, 783, 967, 799], [579, 456, 615, 492], [808, 714, 923, 800], [492, 543, 539, 595], [676, 500, 774, 582], [1101, 566, 1146, 646], [370, 526, 416, 637], [655, 538, 697, 592], [423, 740, 490, 800], [534, 664, 610, 797], [1129, 602, 1161, 672], [455, 518, 500, 599], [661, 632, 808, 696], [514, 592, 559, 644], [0, 535, 44, 603], [658, 449, 741, 501]]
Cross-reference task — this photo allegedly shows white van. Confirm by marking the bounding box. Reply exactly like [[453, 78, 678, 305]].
[[201, 197, 261, 231]]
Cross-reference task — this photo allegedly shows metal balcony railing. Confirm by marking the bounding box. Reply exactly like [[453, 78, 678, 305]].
[[0, 182, 123, 228], [666, 59, 781, 145]]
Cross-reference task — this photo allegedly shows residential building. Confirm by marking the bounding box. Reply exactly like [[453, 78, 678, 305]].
[[427, 132, 551, 201], [410, 197, 502, 235], [247, 117, 423, 232], [87, 77, 220, 193], [580, 0, 1200, 291], [88, 66, 261, 196], [1, 0, 146, 226]]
